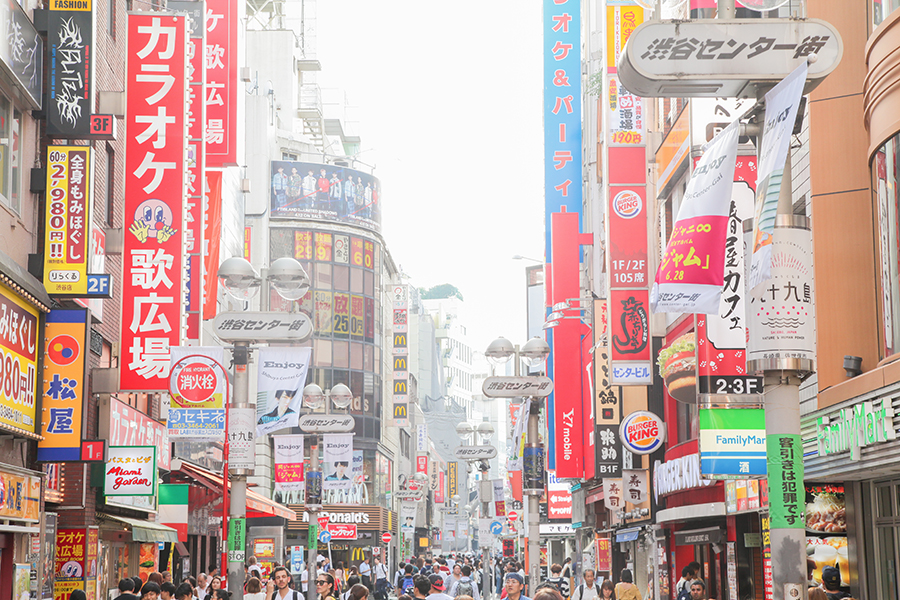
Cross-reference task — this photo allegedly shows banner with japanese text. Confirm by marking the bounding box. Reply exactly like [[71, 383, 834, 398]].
[[202, 171, 223, 320], [749, 62, 808, 289], [256, 347, 312, 437], [46, 4, 93, 137], [167, 347, 226, 438], [274, 434, 305, 492], [0, 284, 39, 437], [651, 119, 741, 314], [121, 13, 188, 391], [43, 147, 92, 296], [204, 0, 238, 166], [38, 309, 89, 461]]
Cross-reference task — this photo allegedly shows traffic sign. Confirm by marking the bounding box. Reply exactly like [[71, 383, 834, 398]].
[[507, 510, 519, 522], [454, 446, 498, 460], [382, 532, 392, 544], [318, 530, 332, 544], [318, 515, 330, 529], [482, 376, 553, 398], [489, 521, 503, 535]]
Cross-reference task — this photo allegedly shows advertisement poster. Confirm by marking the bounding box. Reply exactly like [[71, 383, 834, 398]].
[[168, 347, 227, 439], [256, 347, 312, 437], [46, 5, 93, 137], [749, 62, 808, 289], [805, 483, 849, 588], [274, 435, 305, 492], [43, 148, 93, 296], [609, 289, 652, 384], [0, 284, 39, 436], [597, 538, 611, 573], [607, 75, 643, 146], [651, 120, 741, 314], [38, 309, 89, 461], [104, 446, 156, 496], [138, 544, 158, 582], [270, 161, 382, 232], [761, 515, 773, 600]]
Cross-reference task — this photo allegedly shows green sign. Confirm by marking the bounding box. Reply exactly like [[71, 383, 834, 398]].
[[308, 523, 318, 550], [227, 517, 246, 563], [815, 398, 896, 460], [766, 434, 804, 530], [699, 408, 767, 479]]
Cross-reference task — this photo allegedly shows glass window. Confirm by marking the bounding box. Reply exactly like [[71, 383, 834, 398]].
[[0, 95, 22, 213], [316, 262, 332, 290], [333, 341, 349, 368], [105, 146, 115, 226], [351, 342, 363, 370], [334, 265, 350, 291], [364, 344, 374, 372], [875, 138, 900, 356], [364, 270, 374, 296], [314, 339, 332, 367], [350, 268, 363, 293], [875, 0, 900, 27]]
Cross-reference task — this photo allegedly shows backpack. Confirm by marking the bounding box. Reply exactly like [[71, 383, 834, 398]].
[[575, 584, 600, 600], [676, 588, 691, 600], [401, 576, 415, 595], [271, 592, 301, 600], [456, 580, 474, 598]]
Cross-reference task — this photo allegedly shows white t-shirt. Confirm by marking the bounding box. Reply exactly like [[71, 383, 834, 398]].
[[573, 583, 601, 600], [375, 563, 389, 580]]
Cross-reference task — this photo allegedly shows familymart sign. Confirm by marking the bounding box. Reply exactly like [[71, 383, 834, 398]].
[[816, 398, 897, 461]]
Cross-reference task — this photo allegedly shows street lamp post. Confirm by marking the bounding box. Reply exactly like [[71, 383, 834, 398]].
[[484, 337, 550, 590], [456, 421, 496, 600], [217, 256, 311, 595], [301, 383, 354, 600]]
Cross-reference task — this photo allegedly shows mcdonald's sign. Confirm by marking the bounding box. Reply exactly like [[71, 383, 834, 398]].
[[393, 380, 408, 395], [393, 356, 408, 372], [393, 404, 408, 420], [351, 547, 366, 561], [392, 284, 410, 428], [393, 332, 408, 351]]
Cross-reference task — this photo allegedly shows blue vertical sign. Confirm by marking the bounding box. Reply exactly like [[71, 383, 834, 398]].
[[544, 0, 583, 260], [543, 0, 582, 470]]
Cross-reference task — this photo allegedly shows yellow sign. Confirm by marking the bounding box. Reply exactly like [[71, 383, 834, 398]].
[[607, 5, 643, 69], [418, 537, 429, 548], [49, 0, 92, 9], [38, 310, 88, 461], [43, 147, 93, 296], [0, 282, 39, 433], [54, 579, 85, 600]]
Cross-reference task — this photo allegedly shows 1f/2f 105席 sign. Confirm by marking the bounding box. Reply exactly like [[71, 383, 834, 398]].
[[618, 19, 843, 98]]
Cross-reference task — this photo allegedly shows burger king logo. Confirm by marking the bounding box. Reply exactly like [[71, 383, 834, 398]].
[[613, 190, 642, 219], [618, 411, 666, 455]]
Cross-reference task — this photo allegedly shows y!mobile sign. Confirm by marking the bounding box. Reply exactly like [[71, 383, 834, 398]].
[[121, 14, 188, 391], [543, 0, 582, 259]]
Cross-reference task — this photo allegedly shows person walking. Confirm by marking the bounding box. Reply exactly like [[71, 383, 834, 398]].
[[359, 557, 373, 591], [503, 574, 530, 600], [272, 567, 302, 600], [570, 571, 601, 600], [374, 557, 389, 600], [316, 574, 339, 600], [546, 564, 569, 599], [613, 571, 640, 600]]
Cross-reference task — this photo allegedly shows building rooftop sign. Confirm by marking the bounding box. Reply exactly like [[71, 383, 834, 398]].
[[618, 19, 842, 98]]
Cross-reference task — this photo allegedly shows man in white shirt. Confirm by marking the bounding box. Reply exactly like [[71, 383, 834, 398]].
[[196, 574, 209, 600], [273, 566, 301, 600], [571, 570, 601, 600], [359, 556, 373, 590], [374, 557, 389, 600]]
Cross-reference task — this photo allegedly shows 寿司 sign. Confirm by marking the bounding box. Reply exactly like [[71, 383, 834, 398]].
[[104, 446, 157, 496], [619, 411, 666, 455]]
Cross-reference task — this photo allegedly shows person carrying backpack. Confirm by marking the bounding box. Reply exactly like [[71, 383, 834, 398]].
[[400, 566, 417, 597], [546, 564, 570, 598], [448, 566, 479, 600], [270, 567, 302, 600], [571, 570, 601, 600]]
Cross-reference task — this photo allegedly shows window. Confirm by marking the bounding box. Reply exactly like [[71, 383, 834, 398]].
[[875, 137, 900, 356], [874, 0, 900, 27], [107, 0, 116, 37], [400, 429, 411, 458], [105, 145, 115, 226], [0, 94, 22, 214]]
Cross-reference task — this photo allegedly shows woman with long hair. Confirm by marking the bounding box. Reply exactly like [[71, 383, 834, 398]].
[[601, 579, 615, 600], [317, 573, 338, 600]]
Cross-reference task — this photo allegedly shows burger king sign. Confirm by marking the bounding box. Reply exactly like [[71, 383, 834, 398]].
[[619, 411, 666, 455]]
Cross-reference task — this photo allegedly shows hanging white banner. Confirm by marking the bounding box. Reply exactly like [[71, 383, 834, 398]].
[[416, 424, 428, 452], [622, 469, 649, 504], [400, 502, 417, 530], [748, 62, 809, 289], [256, 347, 312, 437], [604, 478, 623, 511], [323, 433, 353, 463], [274, 434, 305, 492], [651, 119, 741, 314]]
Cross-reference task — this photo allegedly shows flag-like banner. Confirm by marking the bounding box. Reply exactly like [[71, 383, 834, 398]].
[[274, 434, 305, 492], [651, 119, 741, 314], [256, 347, 311, 437], [749, 62, 808, 289]]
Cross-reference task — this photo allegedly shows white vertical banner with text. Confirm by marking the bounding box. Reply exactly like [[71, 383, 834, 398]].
[[256, 347, 312, 437]]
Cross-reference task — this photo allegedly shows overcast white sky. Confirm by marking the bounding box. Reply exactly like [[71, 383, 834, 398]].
[[315, 1, 545, 354]]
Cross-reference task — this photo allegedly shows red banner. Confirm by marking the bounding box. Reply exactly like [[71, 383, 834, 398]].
[[609, 289, 652, 365], [582, 329, 596, 481], [416, 455, 428, 474], [608, 186, 648, 288], [185, 21, 206, 340], [327, 523, 358, 540], [204, 0, 238, 166], [203, 171, 223, 320], [121, 14, 188, 391]]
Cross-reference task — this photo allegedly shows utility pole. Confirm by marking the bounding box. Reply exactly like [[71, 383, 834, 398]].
[[227, 341, 252, 594], [481, 465, 491, 600]]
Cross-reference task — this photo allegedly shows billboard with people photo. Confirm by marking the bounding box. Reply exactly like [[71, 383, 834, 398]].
[[270, 160, 381, 233]]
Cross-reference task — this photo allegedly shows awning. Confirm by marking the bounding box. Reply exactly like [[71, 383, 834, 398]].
[[173, 541, 190, 556], [100, 514, 180, 543], [675, 527, 724, 546], [173, 460, 296, 521], [615, 527, 641, 543]]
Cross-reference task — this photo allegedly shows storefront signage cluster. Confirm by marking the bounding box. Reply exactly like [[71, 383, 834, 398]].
[[815, 398, 896, 461], [43, 148, 93, 296], [0, 283, 39, 435], [593, 301, 622, 477]]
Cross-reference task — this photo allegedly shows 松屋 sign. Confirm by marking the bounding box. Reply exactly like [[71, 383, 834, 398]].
[[104, 446, 157, 496], [816, 398, 896, 461]]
